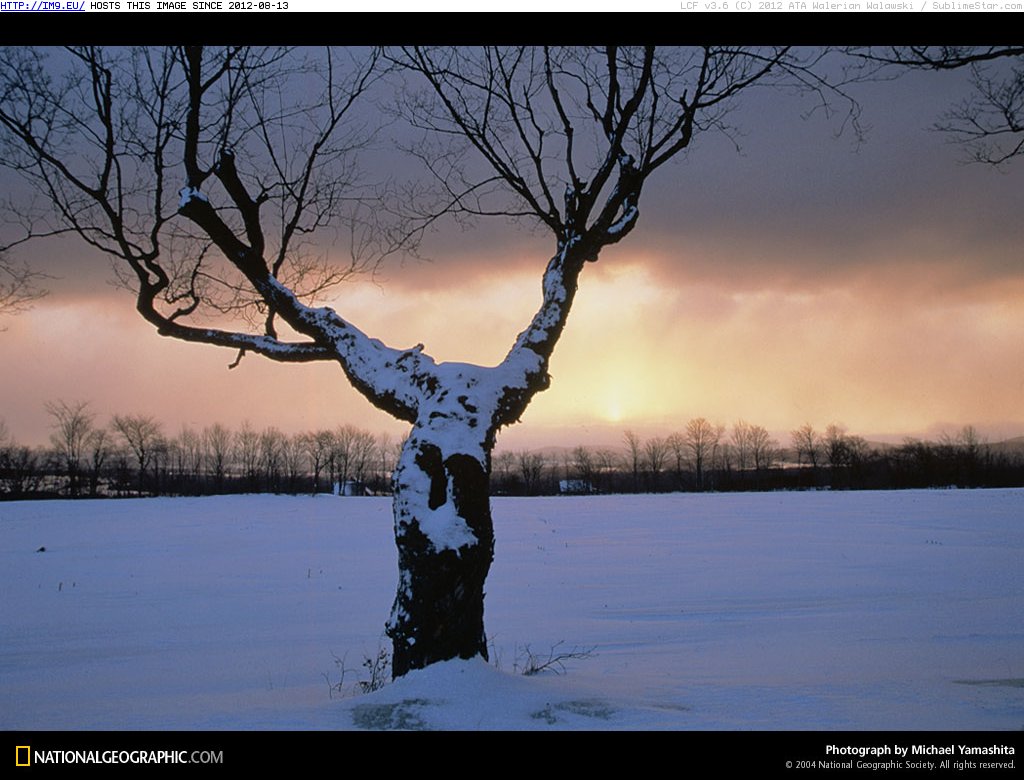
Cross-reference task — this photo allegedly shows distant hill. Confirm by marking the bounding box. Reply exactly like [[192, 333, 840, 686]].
[[988, 436, 1024, 456]]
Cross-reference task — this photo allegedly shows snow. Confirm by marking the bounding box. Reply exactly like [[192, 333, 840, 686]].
[[2, 490, 1022, 730], [417, 502, 476, 552], [606, 204, 638, 236], [177, 186, 208, 209]]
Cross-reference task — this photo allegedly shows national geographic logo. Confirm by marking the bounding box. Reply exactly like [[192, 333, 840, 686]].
[[14, 746, 223, 766]]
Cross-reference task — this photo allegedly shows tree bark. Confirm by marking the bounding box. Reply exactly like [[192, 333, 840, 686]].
[[386, 424, 494, 677], [379, 241, 590, 677]]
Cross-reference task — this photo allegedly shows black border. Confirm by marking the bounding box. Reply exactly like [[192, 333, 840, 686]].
[[1, 11, 1020, 46]]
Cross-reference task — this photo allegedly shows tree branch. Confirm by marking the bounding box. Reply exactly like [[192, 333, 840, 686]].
[[846, 46, 1024, 166], [387, 46, 853, 429]]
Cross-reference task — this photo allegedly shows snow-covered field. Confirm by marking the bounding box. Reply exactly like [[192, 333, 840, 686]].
[[2, 490, 1022, 730]]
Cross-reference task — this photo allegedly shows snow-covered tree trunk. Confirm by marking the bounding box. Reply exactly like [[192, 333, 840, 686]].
[[387, 426, 494, 676], [378, 238, 586, 676]]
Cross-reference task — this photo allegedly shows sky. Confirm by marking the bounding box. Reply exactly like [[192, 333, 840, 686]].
[[1, 50, 1022, 452]]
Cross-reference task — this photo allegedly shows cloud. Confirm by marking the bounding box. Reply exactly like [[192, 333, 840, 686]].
[[2, 57, 1022, 449]]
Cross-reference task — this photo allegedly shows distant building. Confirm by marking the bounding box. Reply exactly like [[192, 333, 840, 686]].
[[333, 480, 369, 497], [558, 479, 592, 495]]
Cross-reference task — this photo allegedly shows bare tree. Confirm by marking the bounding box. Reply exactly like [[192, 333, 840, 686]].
[[622, 429, 642, 494], [684, 417, 721, 491], [847, 47, 1024, 167], [165, 434, 187, 488], [349, 428, 377, 490], [592, 448, 619, 494], [150, 434, 171, 495], [940, 424, 989, 486], [177, 426, 205, 491], [642, 435, 669, 492], [46, 399, 94, 496], [203, 423, 232, 492], [300, 428, 334, 495], [748, 424, 777, 473], [112, 414, 163, 495], [710, 422, 727, 477], [665, 430, 687, 489], [330, 424, 359, 494], [234, 422, 261, 491], [373, 432, 399, 494], [491, 449, 516, 494], [516, 449, 546, 496], [84, 426, 110, 497], [791, 423, 821, 470], [570, 445, 595, 493], [258, 426, 286, 492], [823, 423, 851, 470], [0, 439, 43, 498], [281, 432, 306, 494], [731, 420, 753, 472], [1, 45, 858, 677]]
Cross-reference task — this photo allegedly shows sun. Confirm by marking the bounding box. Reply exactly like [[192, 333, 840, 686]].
[[603, 399, 624, 424]]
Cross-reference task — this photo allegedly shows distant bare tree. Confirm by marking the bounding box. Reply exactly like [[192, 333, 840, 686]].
[[791, 423, 821, 469], [374, 432, 399, 493], [350, 428, 377, 489], [203, 423, 232, 491], [848, 435, 869, 463], [301, 429, 334, 495], [951, 424, 985, 457], [823, 423, 851, 469], [281, 433, 306, 493], [84, 426, 110, 497], [517, 450, 546, 496], [570, 445, 596, 492], [112, 414, 164, 495], [642, 436, 669, 492], [665, 431, 687, 489], [940, 424, 989, 485], [330, 425, 358, 493], [731, 420, 753, 471], [684, 417, 721, 491], [710, 422, 727, 477], [748, 424, 777, 472], [0, 420, 17, 497], [623, 430, 642, 493], [259, 427, 287, 492], [0, 441, 43, 498], [592, 448, 618, 494], [491, 449, 516, 494], [46, 399, 94, 496], [161, 434, 184, 489], [234, 422, 261, 491], [717, 440, 734, 475], [177, 426, 205, 489]]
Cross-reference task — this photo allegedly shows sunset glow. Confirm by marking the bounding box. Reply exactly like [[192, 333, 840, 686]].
[[1, 56, 1022, 452]]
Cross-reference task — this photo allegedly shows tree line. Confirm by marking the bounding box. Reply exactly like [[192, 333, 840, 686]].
[[2, 405, 1021, 501], [0, 401, 398, 500], [491, 420, 1024, 496]]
